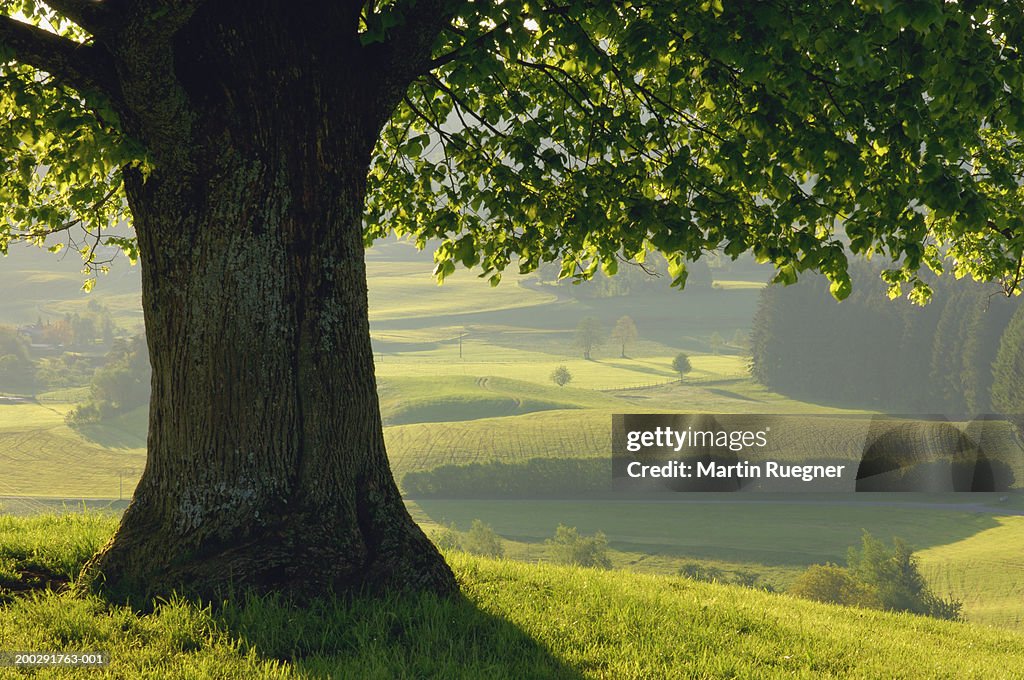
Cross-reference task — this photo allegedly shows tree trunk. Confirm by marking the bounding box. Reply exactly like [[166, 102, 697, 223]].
[[80, 4, 455, 602]]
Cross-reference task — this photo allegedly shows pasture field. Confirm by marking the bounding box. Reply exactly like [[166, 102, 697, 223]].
[[409, 496, 1007, 572], [0, 245, 142, 328], [377, 375, 620, 425], [375, 349, 751, 390], [3, 240, 1023, 638], [409, 495, 1024, 631], [2, 514, 1024, 678], [366, 259, 558, 322], [917, 516, 1024, 630], [0, 403, 144, 499]]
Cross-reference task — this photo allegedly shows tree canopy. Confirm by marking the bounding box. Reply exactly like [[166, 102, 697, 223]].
[[2, 1, 1024, 300]]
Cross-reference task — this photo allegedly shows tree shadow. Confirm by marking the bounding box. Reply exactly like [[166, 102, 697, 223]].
[[69, 420, 147, 450], [213, 589, 582, 679]]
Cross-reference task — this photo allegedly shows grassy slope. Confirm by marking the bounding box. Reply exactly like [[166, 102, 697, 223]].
[[1, 515, 1023, 679], [917, 515, 1024, 630], [377, 375, 621, 425]]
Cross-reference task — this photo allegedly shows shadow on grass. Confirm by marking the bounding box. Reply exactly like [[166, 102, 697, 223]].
[[70, 421, 147, 450], [413, 496, 1004, 568], [214, 589, 582, 679]]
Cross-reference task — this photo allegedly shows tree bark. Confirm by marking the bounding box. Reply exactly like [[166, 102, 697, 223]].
[[79, 3, 456, 602]]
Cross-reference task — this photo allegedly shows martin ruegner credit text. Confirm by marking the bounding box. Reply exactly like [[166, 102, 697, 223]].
[[625, 460, 847, 482]]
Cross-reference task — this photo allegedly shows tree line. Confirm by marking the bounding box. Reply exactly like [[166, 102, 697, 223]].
[[750, 264, 1023, 416]]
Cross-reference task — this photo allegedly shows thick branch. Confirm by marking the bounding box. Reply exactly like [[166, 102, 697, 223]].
[[0, 14, 118, 97], [43, 0, 119, 36], [383, 0, 461, 80]]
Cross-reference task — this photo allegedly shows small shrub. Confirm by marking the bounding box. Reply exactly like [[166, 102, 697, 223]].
[[788, 564, 881, 609], [789, 532, 962, 621], [847, 532, 962, 620], [429, 523, 462, 552], [678, 562, 724, 583], [546, 525, 611, 569], [463, 520, 504, 558]]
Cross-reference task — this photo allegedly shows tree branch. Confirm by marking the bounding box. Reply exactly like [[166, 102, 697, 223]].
[[384, 0, 462, 80], [0, 14, 118, 98], [430, 17, 511, 71], [42, 0, 120, 36]]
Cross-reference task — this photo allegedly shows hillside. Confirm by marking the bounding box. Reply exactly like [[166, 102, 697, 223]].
[[0, 514, 1022, 679]]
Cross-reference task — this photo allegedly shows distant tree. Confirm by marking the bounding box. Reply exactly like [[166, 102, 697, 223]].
[[788, 564, 881, 609], [730, 329, 751, 351], [574, 317, 605, 360], [550, 365, 573, 388], [709, 332, 724, 355], [546, 525, 611, 569], [959, 294, 1016, 414], [36, 318, 74, 347], [35, 354, 94, 390], [463, 520, 504, 559], [610, 316, 639, 358], [101, 316, 117, 346], [929, 286, 974, 414], [671, 353, 692, 382], [0, 326, 33, 389], [991, 304, 1024, 422], [71, 313, 97, 347]]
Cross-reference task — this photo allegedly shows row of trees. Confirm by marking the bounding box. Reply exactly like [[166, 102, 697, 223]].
[[750, 264, 1022, 415]]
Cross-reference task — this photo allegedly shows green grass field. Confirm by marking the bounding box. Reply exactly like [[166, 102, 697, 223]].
[[917, 516, 1024, 630], [366, 259, 557, 322], [407, 495, 1024, 631], [1, 514, 1023, 678], [0, 404, 144, 499], [3, 239, 1024, 651]]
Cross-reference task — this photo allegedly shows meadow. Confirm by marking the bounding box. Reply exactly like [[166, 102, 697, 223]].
[[1, 238, 1022, 639], [1, 514, 1023, 678]]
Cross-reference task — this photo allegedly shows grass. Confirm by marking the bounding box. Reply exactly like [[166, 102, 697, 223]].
[[409, 497, 1009, 585], [917, 515, 1024, 630], [712, 279, 769, 290], [366, 260, 556, 322], [1, 514, 1023, 678], [0, 513, 118, 584], [0, 404, 144, 499], [377, 375, 620, 425], [375, 348, 751, 390]]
